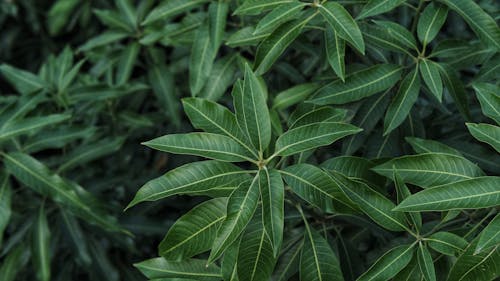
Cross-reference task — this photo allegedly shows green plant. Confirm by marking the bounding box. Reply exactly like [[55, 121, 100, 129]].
[[0, 0, 499, 280]]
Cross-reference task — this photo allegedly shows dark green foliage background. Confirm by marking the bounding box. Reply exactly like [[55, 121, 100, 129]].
[[0, 0, 499, 280]]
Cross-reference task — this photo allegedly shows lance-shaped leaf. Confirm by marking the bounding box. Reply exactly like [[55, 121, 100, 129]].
[[405, 137, 462, 156], [182, 97, 257, 158], [426, 231, 468, 256], [0, 172, 12, 247], [226, 26, 270, 47], [0, 114, 70, 141], [321, 156, 384, 186], [115, 42, 140, 85], [221, 239, 239, 281], [357, 0, 406, 20], [272, 83, 320, 110], [446, 237, 500, 281], [201, 55, 238, 101], [237, 218, 276, 281], [466, 123, 500, 153], [439, 0, 500, 50], [436, 63, 470, 119], [0, 64, 46, 94], [23, 126, 96, 154], [233, 65, 271, 153], [209, 177, 260, 263], [328, 171, 409, 232], [383, 68, 421, 136], [289, 107, 348, 129], [472, 83, 500, 125], [319, 2, 365, 54], [299, 212, 344, 281], [310, 64, 402, 105], [60, 210, 91, 266], [33, 206, 50, 281], [127, 161, 248, 209], [417, 2, 448, 46], [234, 0, 294, 15], [395, 176, 500, 211], [419, 59, 442, 101], [148, 63, 181, 127], [254, 17, 310, 75], [373, 20, 418, 51], [281, 164, 353, 213], [143, 133, 255, 162], [325, 28, 346, 81], [209, 1, 229, 49], [475, 213, 500, 254], [274, 122, 362, 157], [159, 198, 227, 260], [475, 54, 500, 82], [0, 244, 30, 281], [372, 153, 484, 188], [116, 0, 137, 29], [190, 26, 215, 95], [134, 257, 222, 280], [394, 170, 422, 231], [357, 244, 415, 281], [361, 23, 415, 56], [417, 243, 436, 281], [259, 168, 284, 256], [254, 2, 305, 35], [3, 153, 124, 233], [141, 0, 208, 25]]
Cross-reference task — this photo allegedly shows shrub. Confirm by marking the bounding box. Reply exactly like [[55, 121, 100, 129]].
[[0, 0, 499, 280]]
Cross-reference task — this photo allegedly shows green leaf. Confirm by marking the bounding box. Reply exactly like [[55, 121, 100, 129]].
[[33, 206, 51, 281], [208, 1, 228, 49], [328, 171, 409, 232], [321, 156, 383, 184], [472, 83, 500, 125], [190, 26, 215, 95], [439, 0, 500, 50], [159, 198, 227, 260], [47, 0, 79, 35], [233, 65, 271, 153], [299, 212, 344, 281], [254, 17, 310, 75], [357, 244, 415, 281], [93, 9, 134, 32], [127, 161, 248, 209], [426, 231, 468, 256], [0, 172, 12, 247], [0, 64, 46, 94], [116, 0, 137, 30], [259, 168, 284, 256], [372, 153, 484, 188], [60, 210, 91, 266], [234, 0, 295, 15], [209, 176, 260, 263], [393, 170, 422, 231], [222, 239, 240, 281], [143, 133, 256, 162], [417, 243, 436, 281], [405, 137, 462, 156], [475, 213, 500, 254], [357, 0, 406, 20], [134, 258, 222, 280], [373, 20, 418, 51], [289, 106, 348, 129], [254, 2, 305, 35], [0, 244, 30, 281], [272, 83, 320, 110], [310, 64, 402, 105], [237, 218, 276, 281], [446, 237, 500, 281], [273, 239, 303, 281], [3, 153, 124, 233], [466, 123, 500, 153], [417, 2, 448, 46], [419, 59, 443, 101], [383, 68, 421, 136], [325, 28, 346, 81], [394, 176, 500, 211], [182, 97, 258, 158], [148, 63, 181, 127], [226, 26, 270, 47], [274, 122, 362, 157], [115, 42, 140, 85], [319, 2, 365, 54], [361, 23, 416, 56], [436, 63, 470, 120], [77, 31, 129, 52], [141, 0, 208, 25], [474, 54, 500, 82], [201, 55, 238, 101], [0, 114, 70, 142], [281, 164, 353, 213]]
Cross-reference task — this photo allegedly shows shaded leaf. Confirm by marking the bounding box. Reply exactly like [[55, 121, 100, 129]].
[[134, 258, 222, 280]]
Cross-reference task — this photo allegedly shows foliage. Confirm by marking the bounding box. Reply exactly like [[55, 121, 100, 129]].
[[0, 0, 499, 280]]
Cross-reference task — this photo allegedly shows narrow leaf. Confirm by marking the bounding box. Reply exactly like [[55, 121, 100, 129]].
[[357, 0, 406, 20], [134, 258, 222, 280], [254, 2, 305, 35], [325, 28, 346, 81], [115, 42, 140, 85], [0, 172, 12, 247], [419, 59, 443, 101], [417, 243, 436, 281], [475, 213, 500, 254], [472, 83, 500, 125], [33, 206, 51, 281], [357, 244, 415, 281], [466, 123, 500, 153], [427, 231, 468, 256], [272, 83, 320, 110], [141, 0, 208, 25], [417, 2, 448, 46], [190, 26, 215, 95], [0, 64, 46, 94], [259, 168, 284, 256]]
